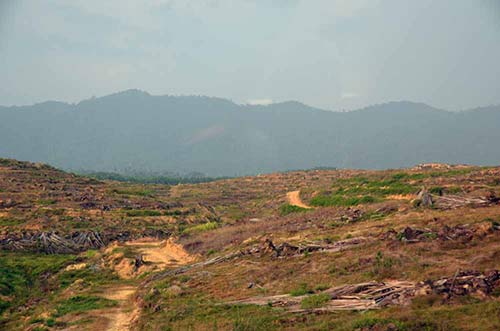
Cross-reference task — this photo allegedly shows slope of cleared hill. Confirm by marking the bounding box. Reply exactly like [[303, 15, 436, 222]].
[[1, 159, 500, 330]]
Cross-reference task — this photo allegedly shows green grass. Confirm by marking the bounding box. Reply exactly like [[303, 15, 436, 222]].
[[309, 172, 426, 207], [0, 217, 24, 226], [352, 316, 408, 330], [335, 179, 415, 196], [58, 267, 118, 288], [139, 292, 280, 331], [279, 204, 308, 215], [54, 295, 117, 317], [300, 293, 331, 309], [430, 168, 476, 178], [429, 185, 462, 195], [183, 221, 219, 234], [359, 211, 388, 222], [37, 199, 57, 206], [125, 209, 162, 217], [289, 283, 314, 296], [0, 252, 76, 314]]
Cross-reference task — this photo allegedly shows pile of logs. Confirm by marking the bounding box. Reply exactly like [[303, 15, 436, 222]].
[[434, 195, 494, 209], [383, 222, 497, 244], [226, 270, 500, 312], [420, 270, 500, 299], [242, 237, 368, 258], [228, 280, 416, 312], [415, 188, 499, 210], [0, 229, 172, 254], [0, 231, 104, 254], [71, 231, 106, 250]]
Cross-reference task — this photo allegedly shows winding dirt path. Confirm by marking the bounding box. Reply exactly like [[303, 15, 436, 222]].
[[101, 286, 139, 331], [287, 190, 311, 209], [96, 238, 195, 331]]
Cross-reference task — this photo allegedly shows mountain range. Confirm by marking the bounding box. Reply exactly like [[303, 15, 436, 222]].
[[1, 89, 499, 176]]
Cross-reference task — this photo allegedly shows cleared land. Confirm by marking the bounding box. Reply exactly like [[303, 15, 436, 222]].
[[1, 158, 500, 330]]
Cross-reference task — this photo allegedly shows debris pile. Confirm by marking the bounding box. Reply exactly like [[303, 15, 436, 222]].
[[339, 208, 364, 223], [71, 231, 107, 249], [438, 225, 474, 242], [420, 270, 500, 299], [0, 229, 171, 254], [0, 231, 101, 253], [434, 194, 495, 209], [228, 280, 415, 312], [0, 199, 17, 209], [414, 187, 498, 210], [227, 270, 500, 312], [243, 237, 368, 258], [383, 222, 497, 244]]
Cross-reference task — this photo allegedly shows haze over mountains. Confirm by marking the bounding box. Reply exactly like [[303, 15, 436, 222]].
[[1, 89, 499, 176]]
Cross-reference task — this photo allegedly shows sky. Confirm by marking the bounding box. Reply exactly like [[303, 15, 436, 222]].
[[1, 0, 500, 110]]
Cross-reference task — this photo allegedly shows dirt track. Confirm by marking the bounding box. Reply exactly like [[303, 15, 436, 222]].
[[101, 286, 139, 331], [287, 190, 311, 209], [98, 238, 194, 331], [125, 237, 196, 267]]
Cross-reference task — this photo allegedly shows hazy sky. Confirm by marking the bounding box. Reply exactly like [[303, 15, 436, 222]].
[[1, 0, 500, 110]]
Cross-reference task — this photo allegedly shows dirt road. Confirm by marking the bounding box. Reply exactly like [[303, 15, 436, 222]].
[[96, 238, 194, 331], [101, 286, 139, 331], [287, 190, 311, 209], [125, 237, 196, 267]]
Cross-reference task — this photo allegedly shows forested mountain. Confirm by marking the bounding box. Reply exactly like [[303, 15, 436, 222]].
[[1, 90, 499, 176]]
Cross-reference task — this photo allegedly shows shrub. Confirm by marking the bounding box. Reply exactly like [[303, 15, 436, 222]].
[[314, 284, 330, 292], [290, 283, 314, 296]]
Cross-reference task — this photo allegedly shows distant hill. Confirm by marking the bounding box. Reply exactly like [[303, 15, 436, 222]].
[[1, 90, 499, 176]]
